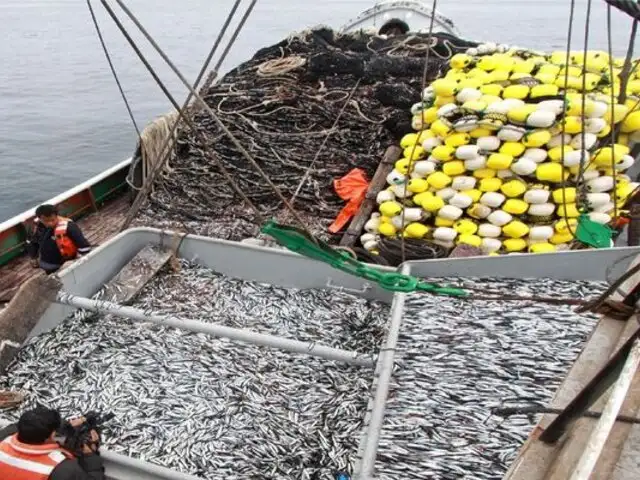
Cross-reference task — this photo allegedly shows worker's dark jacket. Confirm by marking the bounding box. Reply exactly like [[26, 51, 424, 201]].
[[0, 424, 105, 480], [27, 219, 91, 269]]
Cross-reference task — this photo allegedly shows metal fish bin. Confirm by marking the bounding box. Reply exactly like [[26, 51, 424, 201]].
[[1, 228, 640, 480]]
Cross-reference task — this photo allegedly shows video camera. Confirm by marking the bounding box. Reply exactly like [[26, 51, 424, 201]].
[[57, 411, 114, 457]]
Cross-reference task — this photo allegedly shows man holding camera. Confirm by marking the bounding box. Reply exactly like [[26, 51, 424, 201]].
[[0, 407, 105, 479]]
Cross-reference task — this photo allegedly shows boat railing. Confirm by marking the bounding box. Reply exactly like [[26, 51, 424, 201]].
[[0, 158, 131, 267], [340, 0, 460, 36]]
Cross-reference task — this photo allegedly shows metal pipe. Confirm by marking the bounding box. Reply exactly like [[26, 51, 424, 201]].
[[56, 293, 375, 367], [355, 264, 410, 479], [353, 319, 388, 475], [569, 339, 640, 480]]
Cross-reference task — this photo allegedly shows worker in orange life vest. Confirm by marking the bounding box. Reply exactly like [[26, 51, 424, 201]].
[[27, 205, 92, 274], [0, 407, 105, 480]]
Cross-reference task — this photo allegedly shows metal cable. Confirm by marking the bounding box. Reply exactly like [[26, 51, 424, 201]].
[[575, 0, 593, 212], [88, 0, 142, 193], [97, 0, 264, 227], [560, 0, 578, 238], [620, 21, 639, 104], [87, 0, 140, 137], [110, 0, 313, 234], [119, 0, 247, 231], [607, 5, 620, 220], [211, 0, 258, 77], [614, 19, 639, 136], [400, 0, 439, 264]]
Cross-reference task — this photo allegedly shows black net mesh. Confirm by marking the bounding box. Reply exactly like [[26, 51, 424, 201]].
[[138, 27, 476, 241]]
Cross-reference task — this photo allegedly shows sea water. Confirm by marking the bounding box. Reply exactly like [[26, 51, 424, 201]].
[[0, 0, 636, 220]]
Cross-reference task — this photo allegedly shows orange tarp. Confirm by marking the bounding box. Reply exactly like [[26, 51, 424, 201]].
[[328, 168, 370, 234]]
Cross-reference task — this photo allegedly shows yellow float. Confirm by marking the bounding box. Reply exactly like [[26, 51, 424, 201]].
[[361, 42, 640, 256]]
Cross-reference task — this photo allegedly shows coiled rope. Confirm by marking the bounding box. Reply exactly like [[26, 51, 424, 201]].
[[257, 56, 307, 77]]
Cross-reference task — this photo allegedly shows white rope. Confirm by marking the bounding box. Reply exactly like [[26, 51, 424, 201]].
[[257, 56, 306, 77]]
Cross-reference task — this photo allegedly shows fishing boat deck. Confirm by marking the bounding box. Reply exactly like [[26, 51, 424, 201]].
[[2, 227, 640, 479], [0, 196, 130, 304], [0, 258, 610, 478]]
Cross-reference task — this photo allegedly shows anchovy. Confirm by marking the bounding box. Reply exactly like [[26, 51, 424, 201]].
[[0, 263, 605, 480], [0, 260, 388, 479], [373, 276, 604, 480]]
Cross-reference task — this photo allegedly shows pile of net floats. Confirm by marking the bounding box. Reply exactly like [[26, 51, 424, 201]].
[[361, 43, 640, 255]]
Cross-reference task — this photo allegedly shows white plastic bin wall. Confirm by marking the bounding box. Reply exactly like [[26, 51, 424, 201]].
[[405, 247, 640, 282]]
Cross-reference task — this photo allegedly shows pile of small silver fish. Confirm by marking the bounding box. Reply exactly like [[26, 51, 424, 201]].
[[0, 260, 388, 479], [0, 263, 607, 480], [373, 276, 605, 480]]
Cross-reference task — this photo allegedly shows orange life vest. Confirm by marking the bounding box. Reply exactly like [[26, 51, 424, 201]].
[[0, 434, 72, 480], [53, 217, 78, 260]]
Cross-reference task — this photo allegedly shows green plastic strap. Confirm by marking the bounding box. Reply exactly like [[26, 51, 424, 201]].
[[261, 220, 467, 297], [575, 214, 614, 249]]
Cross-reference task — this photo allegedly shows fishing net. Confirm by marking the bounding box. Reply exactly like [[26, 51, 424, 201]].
[[136, 27, 476, 242]]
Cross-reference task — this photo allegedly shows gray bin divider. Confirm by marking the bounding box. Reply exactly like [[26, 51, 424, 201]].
[[353, 265, 411, 480], [405, 247, 640, 283]]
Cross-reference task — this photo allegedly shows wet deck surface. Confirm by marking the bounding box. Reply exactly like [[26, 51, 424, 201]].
[[0, 196, 130, 303]]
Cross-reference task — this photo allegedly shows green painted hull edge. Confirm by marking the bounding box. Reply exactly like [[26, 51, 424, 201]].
[[0, 163, 130, 267]]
